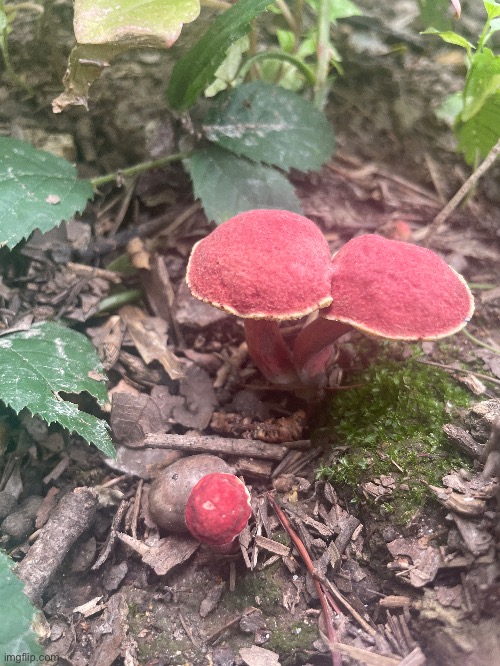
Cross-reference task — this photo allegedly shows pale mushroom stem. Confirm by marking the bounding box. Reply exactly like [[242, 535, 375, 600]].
[[243, 319, 300, 385], [293, 318, 353, 386]]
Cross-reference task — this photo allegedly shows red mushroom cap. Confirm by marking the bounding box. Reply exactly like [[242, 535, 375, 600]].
[[186, 209, 333, 319], [323, 234, 474, 339], [184, 473, 251, 547]]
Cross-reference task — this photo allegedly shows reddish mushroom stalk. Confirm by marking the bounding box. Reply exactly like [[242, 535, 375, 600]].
[[293, 235, 475, 386], [186, 209, 333, 384], [243, 320, 299, 384]]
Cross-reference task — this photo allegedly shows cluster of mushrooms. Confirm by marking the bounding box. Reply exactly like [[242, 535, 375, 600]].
[[149, 209, 474, 548], [186, 209, 474, 388]]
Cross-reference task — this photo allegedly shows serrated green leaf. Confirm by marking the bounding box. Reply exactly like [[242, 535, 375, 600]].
[[456, 91, 500, 163], [0, 550, 42, 657], [202, 82, 335, 171], [421, 28, 474, 53], [74, 0, 200, 46], [484, 1, 500, 21], [0, 138, 93, 248], [462, 48, 500, 121], [0, 322, 115, 457], [167, 0, 271, 111], [188, 144, 301, 224]]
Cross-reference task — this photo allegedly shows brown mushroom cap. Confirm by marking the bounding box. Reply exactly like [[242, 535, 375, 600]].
[[323, 234, 474, 339], [148, 455, 232, 533], [186, 209, 333, 320]]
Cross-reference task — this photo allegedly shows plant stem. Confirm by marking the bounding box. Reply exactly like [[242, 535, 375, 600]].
[[313, 0, 331, 110], [239, 51, 316, 85], [90, 151, 190, 189]]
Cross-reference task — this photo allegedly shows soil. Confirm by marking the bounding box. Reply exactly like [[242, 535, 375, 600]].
[[1, 2, 500, 666]]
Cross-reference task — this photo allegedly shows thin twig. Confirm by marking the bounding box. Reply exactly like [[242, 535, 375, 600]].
[[423, 136, 500, 244], [267, 493, 342, 666], [417, 358, 500, 387]]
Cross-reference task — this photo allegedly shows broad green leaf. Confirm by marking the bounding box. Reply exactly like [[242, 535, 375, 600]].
[[484, 1, 500, 21], [0, 137, 93, 248], [456, 91, 500, 163], [167, 0, 271, 111], [421, 28, 474, 54], [0, 550, 42, 657], [202, 82, 335, 171], [188, 144, 301, 224], [0, 322, 115, 457], [74, 0, 200, 46], [462, 49, 500, 121]]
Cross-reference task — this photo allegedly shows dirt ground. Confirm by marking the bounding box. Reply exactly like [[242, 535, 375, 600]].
[[1, 2, 500, 665]]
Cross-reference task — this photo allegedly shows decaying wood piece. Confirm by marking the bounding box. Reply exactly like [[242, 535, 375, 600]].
[[16, 487, 99, 603], [144, 433, 298, 460]]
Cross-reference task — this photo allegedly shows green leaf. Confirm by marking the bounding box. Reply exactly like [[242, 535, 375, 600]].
[[0, 138, 93, 248], [74, 0, 200, 46], [0, 322, 115, 457], [435, 91, 463, 125], [456, 91, 500, 163], [202, 82, 335, 171], [188, 144, 302, 224], [306, 0, 362, 22], [484, 1, 500, 21], [462, 48, 500, 121], [0, 550, 42, 657], [418, 0, 453, 31], [204, 36, 249, 98], [167, 0, 271, 111], [421, 28, 474, 54]]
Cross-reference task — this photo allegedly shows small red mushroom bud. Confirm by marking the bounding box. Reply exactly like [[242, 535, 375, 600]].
[[293, 234, 475, 386], [148, 454, 232, 533], [184, 473, 251, 553], [186, 209, 333, 384]]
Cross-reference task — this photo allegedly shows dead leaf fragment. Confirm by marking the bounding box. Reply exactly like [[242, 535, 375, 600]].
[[120, 305, 184, 380], [172, 364, 217, 429], [240, 645, 281, 666], [387, 537, 442, 588]]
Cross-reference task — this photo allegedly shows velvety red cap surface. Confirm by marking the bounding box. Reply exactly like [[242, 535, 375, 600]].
[[186, 209, 333, 319], [185, 473, 251, 546], [324, 234, 474, 339]]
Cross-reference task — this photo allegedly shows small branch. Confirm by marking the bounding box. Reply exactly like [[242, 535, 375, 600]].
[[423, 136, 500, 244], [144, 433, 308, 460], [15, 488, 99, 603], [267, 493, 342, 666], [90, 152, 190, 189]]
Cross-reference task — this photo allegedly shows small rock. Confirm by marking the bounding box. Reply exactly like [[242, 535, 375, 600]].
[[0, 491, 17, 519]]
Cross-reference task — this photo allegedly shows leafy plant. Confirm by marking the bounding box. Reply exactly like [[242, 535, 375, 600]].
[[0, 321, 114, 457], [425, 0, 500, 164], [0, 138, 113, 457], [0, 549, 43, 658]]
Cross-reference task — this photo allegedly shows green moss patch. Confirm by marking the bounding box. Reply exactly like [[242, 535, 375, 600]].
[[316, 357, 471, 522]]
